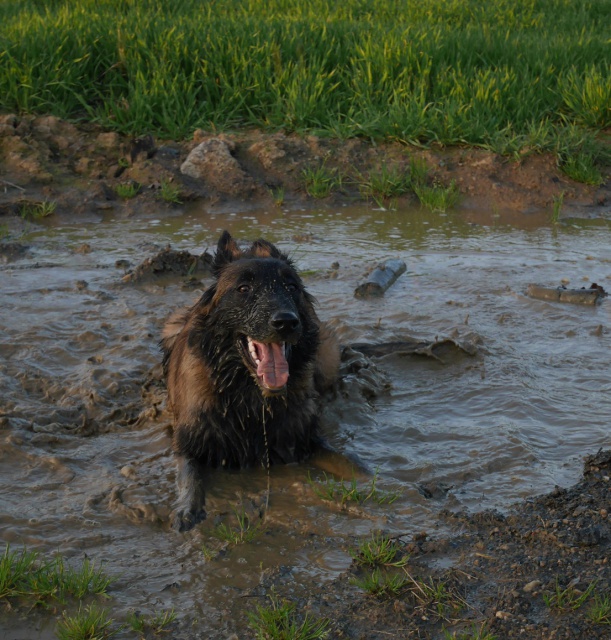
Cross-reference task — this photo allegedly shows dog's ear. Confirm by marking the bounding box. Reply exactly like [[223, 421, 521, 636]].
[[213, 231, 242, 276], [251, 239, 290, 262]]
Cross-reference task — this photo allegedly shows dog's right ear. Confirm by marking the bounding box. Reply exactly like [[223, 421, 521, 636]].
[[213, 231, 242, 276]]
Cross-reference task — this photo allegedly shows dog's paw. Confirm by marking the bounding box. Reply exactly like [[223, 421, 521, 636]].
[[172, 507, 206, 532]]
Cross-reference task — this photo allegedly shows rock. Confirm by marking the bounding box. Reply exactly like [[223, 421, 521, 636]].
[[523, 580, 542, 593], [180, 137, 254, 196], [96, 131, 120, 149]]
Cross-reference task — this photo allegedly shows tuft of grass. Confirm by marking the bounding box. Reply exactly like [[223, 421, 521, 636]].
[[587, 593, 611, 625], [352, 568, 408, 597], [269, 185, 286, 207], [405, 572, 466, 620], [350, 532, 409, 568], [158, 179, 182, 204], [408, 156, 429, 188], [127, 608, 177, 636], [55, 604, 114, 640], [443, 624, 497, 640], [248, 595, 329, 640], [301, 164, 339, 198], [357, 164, 411, 201], [213, 508, 264, 546], [115, 182, 140, 199], [550, 191, 565, 223], [19, 200, 57, 220], [559, 153, 603, 185], [308, 469, 401, 506], [0, 546, 112, 605], [543, 578, 597, 612], [414, 179, 460, 212]]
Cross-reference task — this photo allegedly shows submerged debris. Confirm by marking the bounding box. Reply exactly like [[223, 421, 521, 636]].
[[526, 282, 608, 305], [354, 259, 407, 298]]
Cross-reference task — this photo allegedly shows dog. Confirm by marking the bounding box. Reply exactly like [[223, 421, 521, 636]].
[[162, 231, 340, 531]]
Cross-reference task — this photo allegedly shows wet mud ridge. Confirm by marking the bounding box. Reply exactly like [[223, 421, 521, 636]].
[[245, 451, 610, 640], [0, 114, 609, 221]]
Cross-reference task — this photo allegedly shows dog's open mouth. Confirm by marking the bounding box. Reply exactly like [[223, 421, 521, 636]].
[[243, 337, 289, 392]]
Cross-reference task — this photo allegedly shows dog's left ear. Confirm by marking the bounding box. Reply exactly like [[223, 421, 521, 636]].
[[213, 231, 242, 276], [251, 239, 290, 262]]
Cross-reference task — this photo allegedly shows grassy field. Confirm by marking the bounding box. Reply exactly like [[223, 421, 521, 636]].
[[0, 0, 609, 150]]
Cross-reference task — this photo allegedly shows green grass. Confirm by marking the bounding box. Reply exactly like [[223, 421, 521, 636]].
[[352, 568, 408, 597], [0, 545, 112, 605], [115, 182, 140, 199], [551, 190, 564, 223], [158, 179, 182, 204], [0, 0, 608, 148], [443, 624, 497, 640], [587, 593, 611, 625], [56, 604, 114, 640], [414, 179, 460, 212], [127, 608, 177, 636], [301, 163, 340, 198], [350, 532, 409, 568], [248, 596, 329, 640], [543, 578, 597, 612], [559, 152, 604, 185], [212, 508, 264, 545], [308, 469, 401, 506], [19, 200, 57, 219]]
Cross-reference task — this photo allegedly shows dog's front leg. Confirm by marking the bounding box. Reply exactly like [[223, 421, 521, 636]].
[[173, 455, 208, 532]]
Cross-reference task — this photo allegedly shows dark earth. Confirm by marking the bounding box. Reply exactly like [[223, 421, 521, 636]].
[[1, 114, 610, 639]]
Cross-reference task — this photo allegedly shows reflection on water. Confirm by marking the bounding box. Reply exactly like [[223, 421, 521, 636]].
[[0, 203, 610, 635]]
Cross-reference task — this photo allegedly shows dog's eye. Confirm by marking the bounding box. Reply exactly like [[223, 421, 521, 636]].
[[237, 284, 251, 294], [285, 283, 298, 292]]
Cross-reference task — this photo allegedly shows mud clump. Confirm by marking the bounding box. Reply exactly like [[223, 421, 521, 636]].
[[122, 246, 213, 284]]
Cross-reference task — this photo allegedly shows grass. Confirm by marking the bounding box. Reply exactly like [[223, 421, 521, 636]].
[[443, 624, 497, 640], [559, 152, 604, 185], [212, 508, 264, 545], [542, 578, 597, 612], [115, 182, 140, 199], [551, 191, 564, 223], [357, 164, 412, 201], [127, 608, 177, 636], [587, 593, 611, 625], [308, 469, 401, 506], [0, 545, 112, 605], [352, 568, 408, 597], [248, 595, 329, 640], [158, 179, 182, 204], [350, 532, 409, 568], [19, 200, 57, 219], [301, 163, 340, 198], [414, 179, 460, 212], [269, 185, 286, 207], [0, 0, 608, 149], [56, 604, 114, 640]]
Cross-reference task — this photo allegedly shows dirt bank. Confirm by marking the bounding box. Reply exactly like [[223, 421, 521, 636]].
[[0, 114, 609, 225]]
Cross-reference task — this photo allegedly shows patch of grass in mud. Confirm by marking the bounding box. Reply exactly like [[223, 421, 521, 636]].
[[115, 182, 140, 199], [414, 179, 460, 212], [158, 179, 182, 204], [543, 578, 597, 612], [587, 593, 611, 625], [56, 604, 114, 640], [301, 163, 341, 198], [350, 532, 409, 568], [559, 152, 604, 185], [201, 506, 265, 558], [127, 608, 177, 636], [352, 568, 408, 597], [248, 594, 330, 640], [443, 624, 497, 640], [308, 469, 401, 506], [1, 0, 608, 146], [0, 545, 112, 604], [19, 200, 57, 220]]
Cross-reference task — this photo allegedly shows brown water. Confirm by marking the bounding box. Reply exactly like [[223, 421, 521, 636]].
[[1, 204, 610, 637]]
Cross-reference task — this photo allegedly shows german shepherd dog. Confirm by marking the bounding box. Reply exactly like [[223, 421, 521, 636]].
[[162, 231, 340, 531]]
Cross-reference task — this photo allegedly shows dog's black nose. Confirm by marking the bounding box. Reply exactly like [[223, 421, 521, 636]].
[[270, 311, 301, 333]]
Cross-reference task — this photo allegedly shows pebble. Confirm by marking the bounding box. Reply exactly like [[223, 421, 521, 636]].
[[496, 610, 511, 620], [523, 580, 542, 593]]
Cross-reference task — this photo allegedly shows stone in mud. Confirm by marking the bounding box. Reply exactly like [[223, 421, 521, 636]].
[[180, 137, 255, 196]]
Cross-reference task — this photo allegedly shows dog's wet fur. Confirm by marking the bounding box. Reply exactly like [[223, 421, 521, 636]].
[[162, 231, 340, 531]]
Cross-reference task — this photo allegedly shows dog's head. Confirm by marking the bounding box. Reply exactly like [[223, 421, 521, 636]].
[[198, 231, 318, 396]]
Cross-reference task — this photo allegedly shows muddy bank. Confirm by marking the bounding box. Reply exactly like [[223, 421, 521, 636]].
[[0, 114, 609, 225]]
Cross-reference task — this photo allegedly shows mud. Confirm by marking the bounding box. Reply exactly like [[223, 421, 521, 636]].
[[1, 114, 610, 222], [0, 115, 610, 639]]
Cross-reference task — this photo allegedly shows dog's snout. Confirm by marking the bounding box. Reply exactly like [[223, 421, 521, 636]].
[[270, 311, 301, 334]]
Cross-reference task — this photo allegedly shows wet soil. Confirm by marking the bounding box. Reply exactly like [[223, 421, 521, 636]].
[[0, 114, 609, 223], [1, 115, 610, 639]]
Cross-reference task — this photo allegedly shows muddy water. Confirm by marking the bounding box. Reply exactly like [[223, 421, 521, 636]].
[[1, 204, 610, 637]]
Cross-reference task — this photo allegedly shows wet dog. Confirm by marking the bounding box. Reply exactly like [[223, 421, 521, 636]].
[[162, 231, 340, 531]]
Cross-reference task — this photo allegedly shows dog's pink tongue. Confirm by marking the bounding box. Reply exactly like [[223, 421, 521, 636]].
[[256, 342, 289, 389]]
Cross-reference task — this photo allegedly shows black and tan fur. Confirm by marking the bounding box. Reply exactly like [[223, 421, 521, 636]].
[[162, 231, 339, 531]]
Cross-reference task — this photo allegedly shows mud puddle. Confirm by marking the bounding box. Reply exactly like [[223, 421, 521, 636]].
[[1, 204, 610, 638]]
